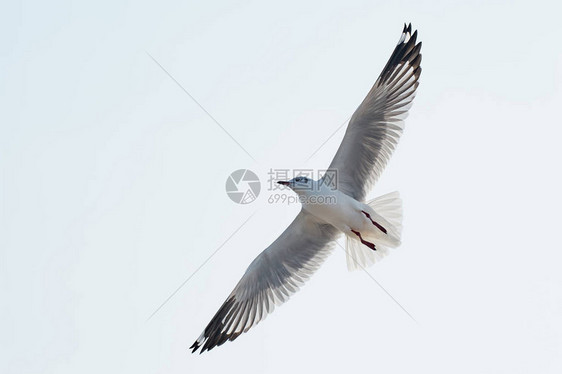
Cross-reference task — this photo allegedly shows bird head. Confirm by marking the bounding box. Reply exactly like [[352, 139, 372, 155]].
[[277, 176, 314, 191]]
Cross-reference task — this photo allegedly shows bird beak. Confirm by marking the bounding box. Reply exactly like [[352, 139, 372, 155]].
[[277, 181, 290, 186]]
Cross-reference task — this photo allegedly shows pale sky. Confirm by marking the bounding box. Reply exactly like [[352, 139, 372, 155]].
[[2, 0, 562, 373]]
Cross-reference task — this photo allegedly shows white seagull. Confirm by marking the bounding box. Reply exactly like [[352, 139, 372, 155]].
[[191, 23, 422, 353]]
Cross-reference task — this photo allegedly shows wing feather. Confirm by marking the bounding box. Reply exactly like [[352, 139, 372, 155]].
[[326, 23, 422, 201], [190, 211, 339, 353]]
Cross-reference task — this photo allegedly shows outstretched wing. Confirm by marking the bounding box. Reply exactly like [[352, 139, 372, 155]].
[[190, 211, 339, 353], [327, 24, 422, 201]]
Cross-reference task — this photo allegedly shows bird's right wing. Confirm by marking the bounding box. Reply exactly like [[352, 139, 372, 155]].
[[190, 210, 339, 353]]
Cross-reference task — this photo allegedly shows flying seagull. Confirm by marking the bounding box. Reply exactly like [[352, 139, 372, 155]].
[[191, 23, 422, 354]]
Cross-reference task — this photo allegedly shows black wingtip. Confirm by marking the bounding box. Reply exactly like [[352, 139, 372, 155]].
[[377, 24, 422, 84], [189, 341, 201, 354]]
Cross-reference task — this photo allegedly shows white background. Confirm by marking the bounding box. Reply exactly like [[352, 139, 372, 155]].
[[2, 0, 562, 373]]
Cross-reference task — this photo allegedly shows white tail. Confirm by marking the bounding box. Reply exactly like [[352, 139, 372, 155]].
[[346, 191, 403, 271]]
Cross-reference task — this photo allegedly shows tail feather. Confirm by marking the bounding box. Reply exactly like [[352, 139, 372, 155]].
[[346, 191, 403, 271], [367, 191, 403, 234], [346, 237, 391, 271]]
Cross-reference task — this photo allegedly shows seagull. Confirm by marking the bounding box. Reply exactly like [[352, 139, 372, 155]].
[[191, 23, 422, 353]]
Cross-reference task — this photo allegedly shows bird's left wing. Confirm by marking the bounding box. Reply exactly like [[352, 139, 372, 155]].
[[326, 24, 422, 201], [190, 210, 339, 353]]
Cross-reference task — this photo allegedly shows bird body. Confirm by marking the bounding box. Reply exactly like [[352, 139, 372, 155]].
[[290, 179, 401, 250]]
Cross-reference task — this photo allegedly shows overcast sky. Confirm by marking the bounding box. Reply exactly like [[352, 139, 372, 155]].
[[2, 0, 562, 373]]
